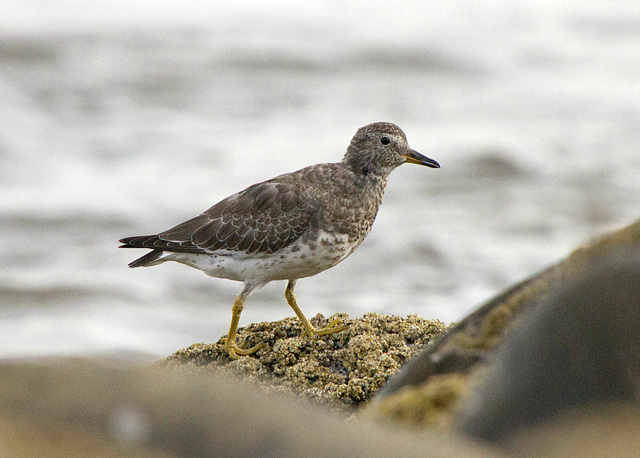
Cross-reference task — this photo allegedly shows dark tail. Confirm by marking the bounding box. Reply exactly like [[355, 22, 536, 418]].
[[119, 235, 159, 249], [119, 236, 164, 268], [127, 249, 164, 268]]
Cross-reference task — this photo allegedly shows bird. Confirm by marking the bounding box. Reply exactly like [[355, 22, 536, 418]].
[[119, 122, 440, 359]]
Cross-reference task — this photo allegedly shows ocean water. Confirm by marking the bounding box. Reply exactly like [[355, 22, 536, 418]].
[[1, 1, 639, 360]]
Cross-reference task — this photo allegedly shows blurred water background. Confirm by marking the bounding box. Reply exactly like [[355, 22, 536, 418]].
[[1, 1, 639, 361]]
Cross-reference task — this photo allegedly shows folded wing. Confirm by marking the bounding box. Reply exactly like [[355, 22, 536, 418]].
[[120, 180, 321, 257]]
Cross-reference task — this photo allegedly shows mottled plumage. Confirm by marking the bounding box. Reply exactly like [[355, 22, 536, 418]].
[[120, 122, 440, 359]]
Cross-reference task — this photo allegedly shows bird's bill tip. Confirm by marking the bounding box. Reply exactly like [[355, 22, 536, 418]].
[[403, 149, 440, 168]]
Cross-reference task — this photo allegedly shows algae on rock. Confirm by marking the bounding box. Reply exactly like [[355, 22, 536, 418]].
[[159, 312, 448, 406]]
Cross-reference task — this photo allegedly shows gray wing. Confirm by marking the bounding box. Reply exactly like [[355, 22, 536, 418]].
[[120, 179, 321, 256]]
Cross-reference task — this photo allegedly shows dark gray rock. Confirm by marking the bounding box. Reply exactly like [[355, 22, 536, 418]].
[[457, 249, 640, 443]]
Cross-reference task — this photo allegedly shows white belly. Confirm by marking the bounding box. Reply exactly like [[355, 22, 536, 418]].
[[167, 231, 361, 284]]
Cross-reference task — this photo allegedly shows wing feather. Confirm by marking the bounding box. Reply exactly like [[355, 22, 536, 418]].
[[120, 179, 321, 256]]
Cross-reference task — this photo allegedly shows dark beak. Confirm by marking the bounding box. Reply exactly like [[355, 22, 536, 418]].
[[402, 149, 440, 168]]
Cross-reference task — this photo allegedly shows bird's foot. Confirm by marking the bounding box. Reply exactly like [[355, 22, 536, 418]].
[[312, 318, 348, 337], [225, 339, 265, 360]]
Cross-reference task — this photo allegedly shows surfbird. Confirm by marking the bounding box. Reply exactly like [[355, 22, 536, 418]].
[[119, 122, 440, 359]]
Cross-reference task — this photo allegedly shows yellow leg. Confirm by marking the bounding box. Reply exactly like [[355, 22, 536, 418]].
[[285, 280, 347, 338], [224, 289, 265, 360]]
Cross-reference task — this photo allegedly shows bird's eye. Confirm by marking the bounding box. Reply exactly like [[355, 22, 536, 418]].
[[380, 136, 391, 145]]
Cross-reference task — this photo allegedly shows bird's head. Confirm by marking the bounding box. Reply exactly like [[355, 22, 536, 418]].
[[343, 122, 440, 177]]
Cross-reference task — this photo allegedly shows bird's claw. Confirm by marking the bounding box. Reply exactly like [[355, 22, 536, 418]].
[[225, 340, 265, 360], [313, 318, 347, 337]]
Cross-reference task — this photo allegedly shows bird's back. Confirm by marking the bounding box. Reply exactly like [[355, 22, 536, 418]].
[[120, 160, 385, 268]]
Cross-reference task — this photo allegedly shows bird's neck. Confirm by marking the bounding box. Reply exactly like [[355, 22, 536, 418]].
[[350, 165, 390, 196], [345, 168, 388, 223], [359, 171, 388, 197], [342, 154, 392, 188]]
